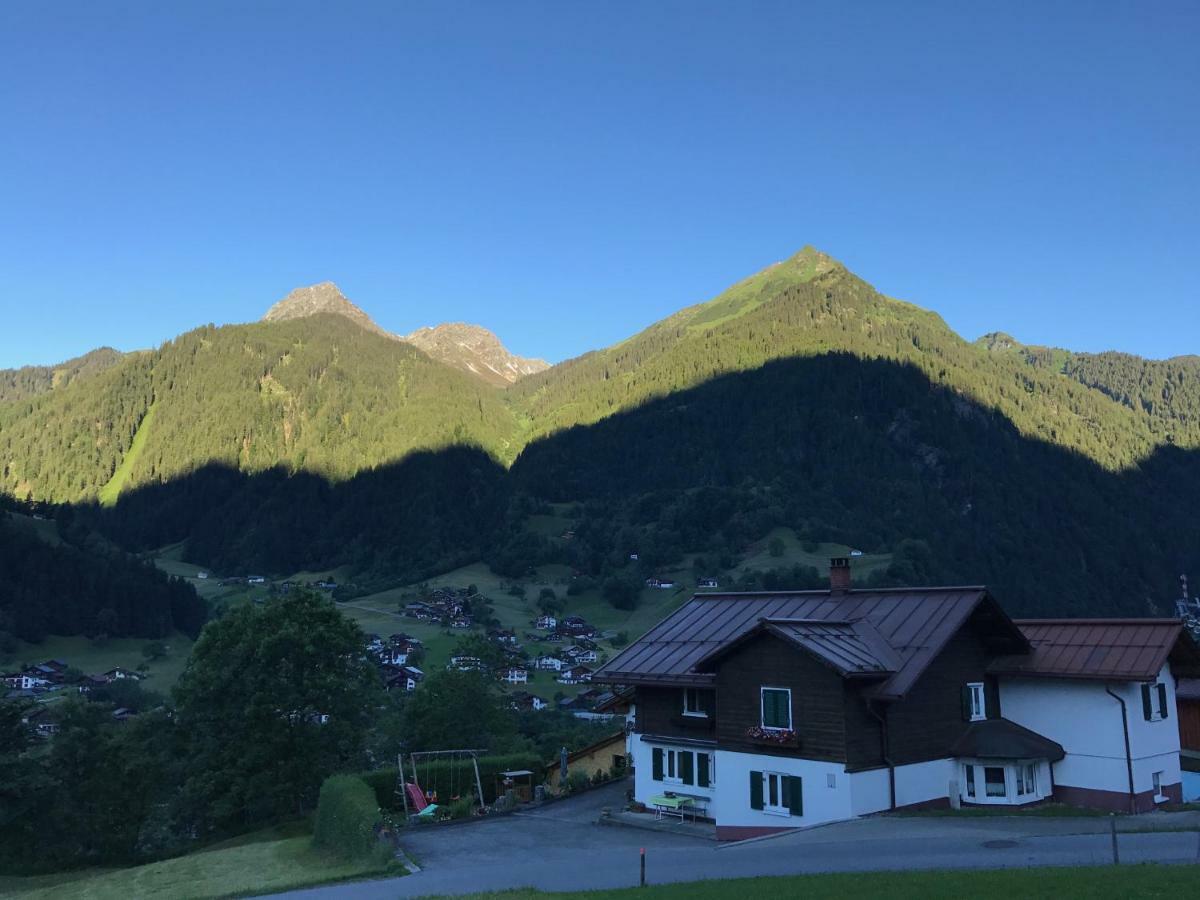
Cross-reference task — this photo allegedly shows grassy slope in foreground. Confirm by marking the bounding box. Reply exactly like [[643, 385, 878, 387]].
[[449, 865, 1194, 900], [0, 823, 402, 900]]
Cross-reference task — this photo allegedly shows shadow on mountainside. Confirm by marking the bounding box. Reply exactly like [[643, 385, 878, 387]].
[[81, 353, 1200, 617]]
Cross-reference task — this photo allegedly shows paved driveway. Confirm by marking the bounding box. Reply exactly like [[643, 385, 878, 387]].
[[282, 787, 1200, 899]]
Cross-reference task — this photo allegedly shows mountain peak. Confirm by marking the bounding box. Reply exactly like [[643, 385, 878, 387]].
[[404, 322, 549, 386], [263, 282, 391, 338]]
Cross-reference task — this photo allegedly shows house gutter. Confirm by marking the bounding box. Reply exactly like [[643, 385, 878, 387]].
[[866, 700, 896, 809], [1105, 684, 1136, 814]]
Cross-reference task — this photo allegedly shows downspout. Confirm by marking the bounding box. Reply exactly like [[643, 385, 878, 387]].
[[867, 700, 896, 810], [1105, 685, 1136, 814]]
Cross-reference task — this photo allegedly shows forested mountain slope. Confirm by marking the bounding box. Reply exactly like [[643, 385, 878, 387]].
[[0, 347, 126, 405], [0, 315, 522, 504], [509, 247, 1196, 469]]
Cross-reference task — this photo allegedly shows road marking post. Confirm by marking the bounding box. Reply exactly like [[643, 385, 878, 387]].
[[1109, 814, 1119, 865], [640, 847, 646, 887]]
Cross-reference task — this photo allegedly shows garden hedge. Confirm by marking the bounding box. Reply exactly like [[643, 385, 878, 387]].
[[312, 774, 380, 860]]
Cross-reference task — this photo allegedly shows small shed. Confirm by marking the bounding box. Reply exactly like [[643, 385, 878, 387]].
[[496, 769, 535, 803]]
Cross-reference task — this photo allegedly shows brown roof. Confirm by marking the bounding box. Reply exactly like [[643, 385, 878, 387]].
[[949, 718, 1065, 762], [696, 619, 902, 677], [594, 587, 1026, 700], [989, 619, 1200, 681]]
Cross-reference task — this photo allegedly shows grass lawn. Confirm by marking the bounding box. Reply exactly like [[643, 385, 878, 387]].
[[3, 632, 195, 691], [4, 510, 63, 545], [446, 864, 1195, 899], [98, 402, 157, 507], [737, 529, 892, 580], [0, 822, 403, 900]]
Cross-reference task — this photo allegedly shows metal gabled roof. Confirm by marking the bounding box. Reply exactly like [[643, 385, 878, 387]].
[[990, 619, 1200, 681], [694, 618, 902, 677], [594, 586, 1020, 699]]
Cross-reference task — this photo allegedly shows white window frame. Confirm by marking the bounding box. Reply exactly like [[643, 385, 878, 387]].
[[1153, 770, 1166, 802], [705, 752, 716, 786], [760, 686, 792, 731], [960, 759, 1043, 805], [967, 682, 986, 722], [763, 771, 790, 817], [663, 748, 684, 785], [682, 687, 710, 718]]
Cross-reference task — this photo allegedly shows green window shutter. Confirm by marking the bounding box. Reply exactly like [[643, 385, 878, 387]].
[[652, 747, 663, 781], [749, 771, 763, 810], [786, 776, 804, 816], [961, 685, 972, 721], [1142, 683, 1153, 720], [1157, 683, 1169, 719], [680, 751, 694, 786], [697, 753, 710, 788]]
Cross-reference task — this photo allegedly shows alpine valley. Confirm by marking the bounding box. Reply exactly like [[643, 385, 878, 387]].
[[2, 247, 1199, 646]]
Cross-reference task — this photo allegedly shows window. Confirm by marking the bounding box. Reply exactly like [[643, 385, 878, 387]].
[[1153, 771, 1165, 802], [750, 770, 802, 817], [761, 687, 792, 730], [1016, 763, 1036, 796], [683, 688, 714, 718], [984, 767, 1006, 798], [1141, 682, 1170, 721], [827, 773, 836, 789], [964, 683, 986, 721], [650, 747, 712, 788], [965, 764, 976, 798]]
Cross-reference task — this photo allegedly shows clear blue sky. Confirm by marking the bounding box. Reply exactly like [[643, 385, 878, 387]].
[[1, 1, 1197, 369]]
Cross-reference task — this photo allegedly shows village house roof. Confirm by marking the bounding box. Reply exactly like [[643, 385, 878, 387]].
[[950, 717, 1066, 762], [696, 618, 903, 678], [1177, 678, 1200, 701], [989, 619, 1200, 682], [593, 587, 1027, 700]]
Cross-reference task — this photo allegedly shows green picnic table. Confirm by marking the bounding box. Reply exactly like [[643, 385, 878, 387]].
[[649, 793, 695, 823]]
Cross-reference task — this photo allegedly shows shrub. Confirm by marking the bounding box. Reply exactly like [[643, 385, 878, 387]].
[[566, 770, 591, 794], [313, 775, 381, 860]]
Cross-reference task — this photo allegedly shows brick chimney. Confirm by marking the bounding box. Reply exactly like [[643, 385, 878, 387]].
[[830, 557, 851, 593]]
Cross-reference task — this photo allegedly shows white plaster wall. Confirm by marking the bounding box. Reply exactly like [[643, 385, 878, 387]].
[[710, 750, 851, 829], [849, 767, 892, 816], [1000, 667, 1183, 795], [893, 758, 953, 808], [630, 736, 718, 810]]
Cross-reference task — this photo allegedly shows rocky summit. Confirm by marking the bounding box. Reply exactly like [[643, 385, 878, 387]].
[[404, 322, 549, 386]]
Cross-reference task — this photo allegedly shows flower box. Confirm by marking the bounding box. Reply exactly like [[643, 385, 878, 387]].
[[744, 726, 800, 747]]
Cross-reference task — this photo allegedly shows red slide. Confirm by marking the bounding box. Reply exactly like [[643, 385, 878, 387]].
[[405, 783, 428, 812]]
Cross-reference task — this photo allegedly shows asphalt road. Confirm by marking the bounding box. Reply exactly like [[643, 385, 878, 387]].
[[283, 781, 1200, 899]]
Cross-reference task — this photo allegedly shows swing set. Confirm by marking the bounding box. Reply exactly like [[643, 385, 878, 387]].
[[396, 749, 487, 821]]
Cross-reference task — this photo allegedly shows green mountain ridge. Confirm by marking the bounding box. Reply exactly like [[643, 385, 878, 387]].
[[1, 246, 1196, 500]]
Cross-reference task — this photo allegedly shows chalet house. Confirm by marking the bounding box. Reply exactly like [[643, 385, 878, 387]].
[[511, 691, 549, 712], [1178, 678, 1200, 800], [699, 578, 721, 589], [565, 646, 599, 664], [451, 616, 473, 629], [448, 656, 484, 672], [385, 665, 425, 693], [102, 667, 141, 682], [535, 615, 558, 631], [536, 655, 566, 672], [503, 667, 529, 684], [558, 665, 594, 685], [594, 558, 1200, 840]]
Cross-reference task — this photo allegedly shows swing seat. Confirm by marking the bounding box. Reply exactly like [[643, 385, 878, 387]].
[[417, 803, 439, 817]]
